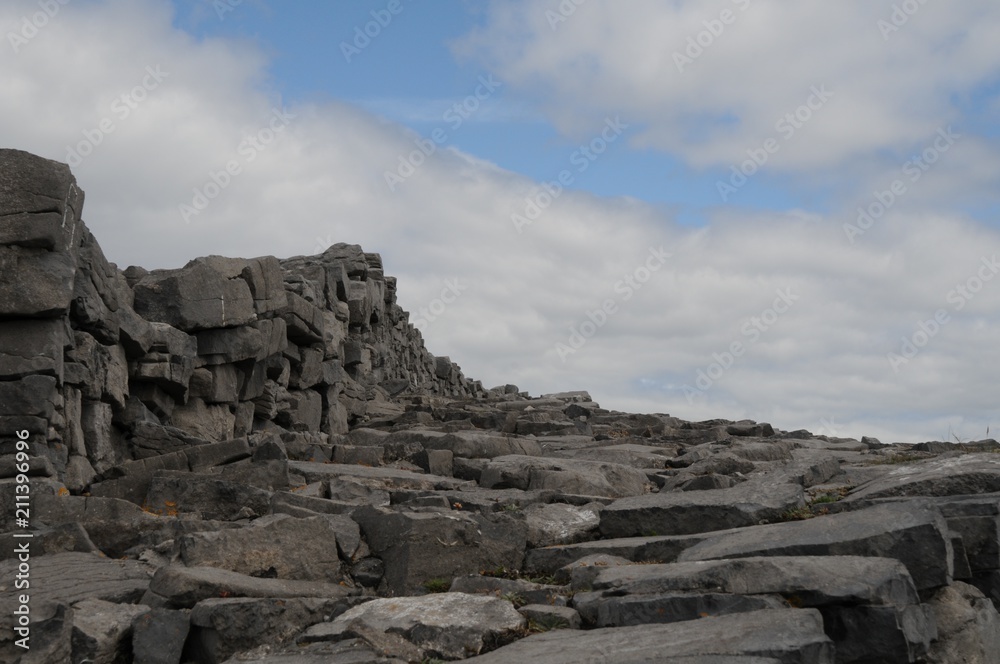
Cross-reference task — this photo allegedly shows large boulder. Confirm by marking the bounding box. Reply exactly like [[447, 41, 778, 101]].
[[678, 502, 954, 591], [132, 261, 255, 331], [480, 455, 652, 498], [570, 556, 932, 662], [846, 454, 1000, 501], [353, 506, 525, 595], [599, 481, 805, 538], [300, 592, 526, 660], [0, 150, 83, 318], [463, 608, 834, 663]]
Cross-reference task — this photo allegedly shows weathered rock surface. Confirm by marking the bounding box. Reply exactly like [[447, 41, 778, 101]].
[[300, 592, 525, 660], [2, 149, 999, 662]]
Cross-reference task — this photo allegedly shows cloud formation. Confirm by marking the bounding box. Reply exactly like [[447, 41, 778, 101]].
[[2, 0, 998, 443]]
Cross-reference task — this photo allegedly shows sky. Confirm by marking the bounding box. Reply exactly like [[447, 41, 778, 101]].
[[2, 0, 999, 444]]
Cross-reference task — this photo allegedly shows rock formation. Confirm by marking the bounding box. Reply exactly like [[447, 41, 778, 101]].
[[1, 148, 998, 662]]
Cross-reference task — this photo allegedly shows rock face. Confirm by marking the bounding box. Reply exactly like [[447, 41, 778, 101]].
[[2, 149, 1000, 662]]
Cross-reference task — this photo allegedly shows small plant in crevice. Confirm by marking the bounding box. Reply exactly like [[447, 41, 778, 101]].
[[422, 578, 451, 593]]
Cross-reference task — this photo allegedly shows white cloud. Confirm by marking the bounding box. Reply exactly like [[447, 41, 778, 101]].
[[1, 0, 998, 444]]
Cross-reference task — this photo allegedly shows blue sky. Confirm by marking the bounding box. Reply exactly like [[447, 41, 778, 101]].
[[3, 0, 999, 443], [169, 0, 845, 226]]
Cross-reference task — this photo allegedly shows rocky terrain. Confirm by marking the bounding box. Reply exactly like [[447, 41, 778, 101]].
[[1, 147, 999, 663]]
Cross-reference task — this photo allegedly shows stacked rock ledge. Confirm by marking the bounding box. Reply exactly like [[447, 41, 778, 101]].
[[1, 149, 999, 662]]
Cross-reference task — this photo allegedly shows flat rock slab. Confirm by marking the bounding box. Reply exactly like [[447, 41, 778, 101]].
[[148, 565, 356, 609], [569, 556, 930, 657], [0, 552, 152, 606], [178, 514, 350, 582], [353, 506, 525, 595], [547, 443, 677, 469], [523, 501, 602, 547], [576, 556, 920, 608], [526, 532, 719, 575], [301, 592, 525, 660], [463, 608, 834, 663], [287, 460, 471, 491], [479, 454, 652, 498], [678, 502, 953, 591], [188, 597, 360, 664], [599, 481, 805, 538], [846, 454, 1000, 501]]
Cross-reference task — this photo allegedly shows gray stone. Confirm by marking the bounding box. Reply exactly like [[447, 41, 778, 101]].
[[133, 261, 256, 331], [169, 397, 236, 442], [303, 592, 525, 660], [70, 598, 148, 664], [0, 552, 152, 607], [0, 374, 58, 419], [462, 608, 834, 663], [599, 481, 805, 538], [412, 430, 543, 459], [147, 565, 356, 609], [145, 471, 273, 521], [178, 514, 346, 582], [847, 454, 1000, 501], [131, 608, 190, 664], [0, 245, 78, 317], [450, 575, 571, 607], [480, 454, 652, 498], [571, 556, 929, 657], [924, 581, 1000, 663], [353, 506, 526, 595], [524, 501, 602, 547], [188, 597, 357, 664], [518, 604, 582, 630], [0, 522, 98, 559], [679, 502, 954, 591], [0, 318, 68, 380], [288, 460, 470, 492], [527, 532, 717, 575], [0, 600, 73, 664]]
